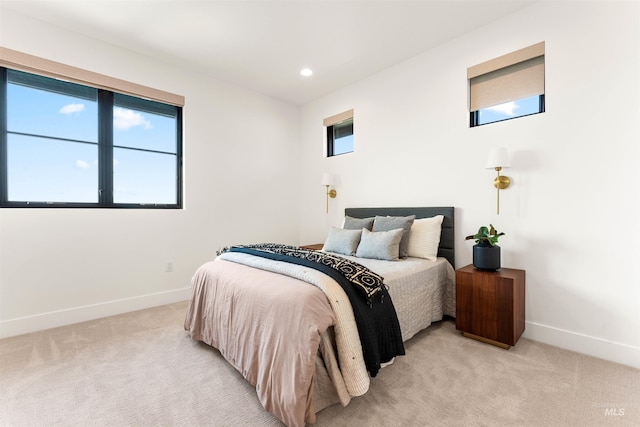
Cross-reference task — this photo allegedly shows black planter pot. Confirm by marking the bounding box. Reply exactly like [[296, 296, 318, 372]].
[[473, 242, 501, 271]]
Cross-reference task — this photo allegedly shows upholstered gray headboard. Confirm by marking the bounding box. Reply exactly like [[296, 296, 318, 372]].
[[344, 207, 455, 268]]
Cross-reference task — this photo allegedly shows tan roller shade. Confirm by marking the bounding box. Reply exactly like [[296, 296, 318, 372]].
[[323, 109, 353, 127], [0, 47, 184, 107], [468, 42, 544, 112]]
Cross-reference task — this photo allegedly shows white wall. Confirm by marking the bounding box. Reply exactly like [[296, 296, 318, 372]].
[[0, 8, 301, 336], [2, 1, 638, 370], [299, 1, 640, 368]]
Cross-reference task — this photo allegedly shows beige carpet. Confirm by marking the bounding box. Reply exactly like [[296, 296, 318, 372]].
[[1, 301, 638, 426]]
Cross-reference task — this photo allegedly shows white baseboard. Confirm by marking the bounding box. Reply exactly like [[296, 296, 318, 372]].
[[0, 287, 191, 339], [523, 321, 640, 369]]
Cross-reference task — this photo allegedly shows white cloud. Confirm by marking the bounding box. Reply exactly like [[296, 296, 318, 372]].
[[59, 103, 85, 115], [113, 158, 120, 168], [486, 101, 519, 116], [76, 160, 89, 169], [114, 107, 152, 130]]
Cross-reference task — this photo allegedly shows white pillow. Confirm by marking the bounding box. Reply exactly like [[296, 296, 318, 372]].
[[406, 215, 444, 261]]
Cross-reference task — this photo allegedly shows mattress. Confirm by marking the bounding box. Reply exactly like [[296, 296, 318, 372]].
[[332, 254, 456, 341]]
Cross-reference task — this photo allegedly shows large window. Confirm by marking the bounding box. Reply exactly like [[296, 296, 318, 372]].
[[324, 109, 354, 157], [468, 42, 545, 127], [0, 68, 182, 208]]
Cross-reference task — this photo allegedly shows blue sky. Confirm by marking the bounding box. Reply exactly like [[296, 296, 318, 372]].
[[334, 134, 354, 156], [7, 82, 177, 204], [478, 95, 541, 125]]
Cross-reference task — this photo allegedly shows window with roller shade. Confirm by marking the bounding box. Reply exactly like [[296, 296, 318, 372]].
[[469, 42, 545, 127], [324, 109, 354, 157], [0, 48, 183, 208]]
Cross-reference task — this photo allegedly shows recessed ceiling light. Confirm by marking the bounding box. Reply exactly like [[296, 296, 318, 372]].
[[300, 68, 313, 77]]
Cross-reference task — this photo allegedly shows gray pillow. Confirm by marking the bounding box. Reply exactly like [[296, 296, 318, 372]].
[[372, 215, 415, 258], [322, 227, 362, 256], [355, 228, 403, 261], [343, 216, 374, 231]]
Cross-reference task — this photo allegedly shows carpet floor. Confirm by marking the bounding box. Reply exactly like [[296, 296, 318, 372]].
[[1, 301, 638, 426]]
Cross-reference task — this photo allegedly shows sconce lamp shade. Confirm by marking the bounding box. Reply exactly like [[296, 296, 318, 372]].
[[321, 173, 336, 186], [486, 147, 511, 169]]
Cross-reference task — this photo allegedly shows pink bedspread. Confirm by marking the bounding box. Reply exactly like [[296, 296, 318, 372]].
[[184, 259, 336, 427]]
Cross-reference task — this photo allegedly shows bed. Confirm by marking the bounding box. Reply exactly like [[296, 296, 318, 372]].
[[184, 207, 455, 426]]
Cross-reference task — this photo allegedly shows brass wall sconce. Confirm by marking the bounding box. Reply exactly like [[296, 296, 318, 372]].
[[486, 147, 511, 215], [321, 173, 337, 214]]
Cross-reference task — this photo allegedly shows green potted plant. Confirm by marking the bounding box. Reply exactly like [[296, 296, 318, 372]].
[[465, 224, 505, 270]]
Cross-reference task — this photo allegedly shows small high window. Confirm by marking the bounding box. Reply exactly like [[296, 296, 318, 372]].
[[324, 109, 353, 157], [468, 42, 545, 127]]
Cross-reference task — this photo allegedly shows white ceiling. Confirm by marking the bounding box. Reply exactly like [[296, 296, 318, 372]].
[[2, 0, 537, 105]]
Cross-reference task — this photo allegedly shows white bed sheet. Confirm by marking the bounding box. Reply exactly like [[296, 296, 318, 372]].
[[325, 254, 456, 341]]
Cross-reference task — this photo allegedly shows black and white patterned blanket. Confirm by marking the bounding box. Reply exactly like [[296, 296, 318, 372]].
[[218, 243, 386, 301]]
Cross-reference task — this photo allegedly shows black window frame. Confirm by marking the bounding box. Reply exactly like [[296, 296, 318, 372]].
[[326, 117, 354, 157], [0, 67, 183, 209], [470, 94, 545, 127]]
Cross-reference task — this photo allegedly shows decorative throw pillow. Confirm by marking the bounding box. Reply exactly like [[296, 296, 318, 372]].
[[322, 227, 362, 256], [406, 215, 444, 261], [343, 216, 375, 231], [372, 215, 415, 258], [355, 228, 404, 261]]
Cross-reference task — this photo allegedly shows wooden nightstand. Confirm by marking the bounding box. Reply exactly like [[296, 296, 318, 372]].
[[300, 243, 324, 250], [455, 264, 525, 349]]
